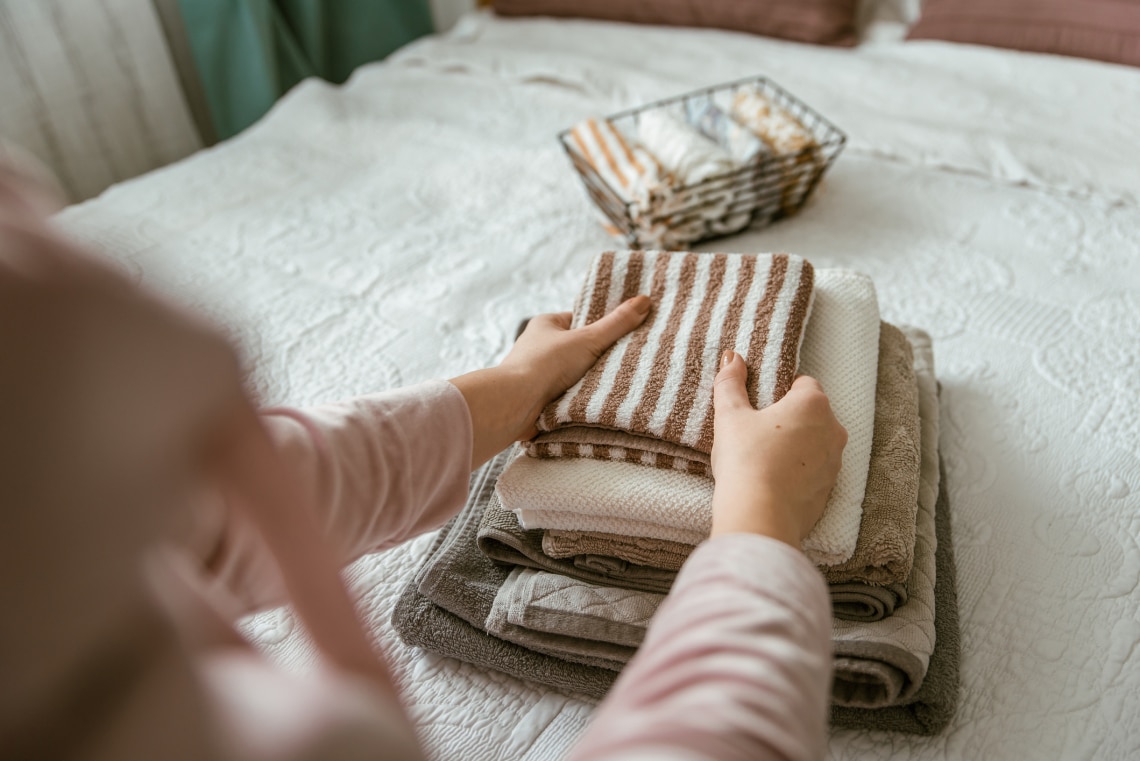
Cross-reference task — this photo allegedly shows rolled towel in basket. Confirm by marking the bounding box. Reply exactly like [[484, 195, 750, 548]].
[[536, 250, 815, 454], [568, 117, 713, 248], [636, 110, 750, 237], [636, 110, 735, 186], [731, 85, 823, 214], [684, 96, 768, 165], [731, 86, 817, 155], [566, 117, 680, 218]]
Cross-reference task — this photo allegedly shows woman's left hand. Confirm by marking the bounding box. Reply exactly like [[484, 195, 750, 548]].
[[450, 295, 650, 467]]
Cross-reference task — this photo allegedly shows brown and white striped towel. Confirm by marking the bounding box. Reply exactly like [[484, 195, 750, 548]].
[[567, 118, 676, 213], [526, 426, 712, 476], [534, 250, 815, 456]]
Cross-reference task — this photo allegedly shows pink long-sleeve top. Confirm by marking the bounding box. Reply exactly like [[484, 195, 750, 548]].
[[0, 162, 833, 761], [209, 384, 834, 761]]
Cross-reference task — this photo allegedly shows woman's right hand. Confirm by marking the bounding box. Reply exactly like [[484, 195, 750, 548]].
[[709, 351, 847, 548]]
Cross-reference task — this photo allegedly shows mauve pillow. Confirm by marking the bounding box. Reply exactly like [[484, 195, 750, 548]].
[[491, 0, 859, 47], [907, 0, 1140, 68]]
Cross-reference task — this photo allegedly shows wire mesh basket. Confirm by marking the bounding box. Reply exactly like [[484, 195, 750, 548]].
[[558, 75, 847, 249]]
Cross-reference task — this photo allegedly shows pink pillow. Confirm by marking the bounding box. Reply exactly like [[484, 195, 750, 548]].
[[907, 0, 1140, 68], [491, 0, 858, 47]]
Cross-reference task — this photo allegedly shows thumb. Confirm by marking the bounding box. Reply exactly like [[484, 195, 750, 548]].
[[713, 350, 750, 415], [583, 295, 651, 349]]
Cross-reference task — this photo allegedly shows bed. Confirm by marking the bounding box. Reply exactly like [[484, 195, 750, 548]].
[[56, 9, 1140, 760]]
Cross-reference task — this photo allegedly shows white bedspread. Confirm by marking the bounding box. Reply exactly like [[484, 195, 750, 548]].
[[57, 11, 1140, 760]]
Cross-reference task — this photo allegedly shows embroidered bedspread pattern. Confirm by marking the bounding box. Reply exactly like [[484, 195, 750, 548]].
[[56, 11, 1140, 761]]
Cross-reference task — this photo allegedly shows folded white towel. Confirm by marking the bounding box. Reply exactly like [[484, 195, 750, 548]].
[[636, 110, 735, 187], [635, 110, 746, 236], [499, 268, 881, 565]]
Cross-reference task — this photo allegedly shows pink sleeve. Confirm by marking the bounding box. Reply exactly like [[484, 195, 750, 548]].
[[568, 534, 833, 761], [205, 379, 474, 613]]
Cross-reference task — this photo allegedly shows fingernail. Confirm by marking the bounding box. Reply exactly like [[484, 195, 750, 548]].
[[721, 350, 734, 369], [632, 296, 651, 315]]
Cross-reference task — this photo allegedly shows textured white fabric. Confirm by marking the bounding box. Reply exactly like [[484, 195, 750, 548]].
[[0, 0, 202, 201], [500, 454, 712, 545], [636, 110, 735, 186], [52, 10, 1140, 761], [798, 270, 881, 563], [634, 110, 744, 231]]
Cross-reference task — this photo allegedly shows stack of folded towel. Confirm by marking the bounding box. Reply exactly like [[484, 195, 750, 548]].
[[393, 250, 960, 735], [566, 87, 819, 248]]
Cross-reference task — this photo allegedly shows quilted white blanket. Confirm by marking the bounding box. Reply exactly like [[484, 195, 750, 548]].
[[57, 11, 1140, 761]]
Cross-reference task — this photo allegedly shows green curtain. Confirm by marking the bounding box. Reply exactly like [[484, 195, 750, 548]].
[[175, 0, 434, 140]]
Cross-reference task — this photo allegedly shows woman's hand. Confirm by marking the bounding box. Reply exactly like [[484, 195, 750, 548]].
[[450, 295, 650, 468], [709, 351, 847, 548]]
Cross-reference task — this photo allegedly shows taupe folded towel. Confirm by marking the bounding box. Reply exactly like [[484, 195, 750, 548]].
[[534, 250, 814, 471], [830, 582, 909, 622], [542, 529, 690, 573], [477, 490, 676, 594], [485, 567, 647, 670], [824, 322, 921, 587]]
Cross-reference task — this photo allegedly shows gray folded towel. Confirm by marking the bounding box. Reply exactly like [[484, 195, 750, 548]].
[[829, 581, 909, 622], [831, 457, 960, 735], [412, 448, 626, 673], [390, 451, 619, 698]]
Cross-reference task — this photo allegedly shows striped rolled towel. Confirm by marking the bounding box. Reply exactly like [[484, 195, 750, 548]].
[[566, 117, 678, 217], [567, 118, 713, 248], [532, 250, 814, 467], [730, 86, 823, 215]]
